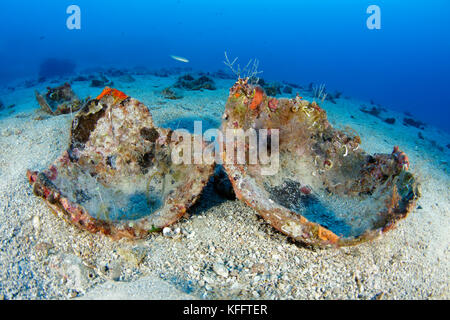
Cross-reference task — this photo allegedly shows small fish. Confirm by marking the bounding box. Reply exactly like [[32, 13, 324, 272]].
[[170, 55, 189, 63]]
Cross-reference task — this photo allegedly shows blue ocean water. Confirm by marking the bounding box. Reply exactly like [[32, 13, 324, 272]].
[[0, 0, 449, 131]]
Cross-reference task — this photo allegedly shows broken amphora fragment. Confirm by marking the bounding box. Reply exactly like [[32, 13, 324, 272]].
[[28, 87, 214, 239], [221, 79, 421, 247], [35, 82, 88, 115]]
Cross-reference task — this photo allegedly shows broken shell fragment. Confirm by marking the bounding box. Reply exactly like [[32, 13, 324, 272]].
[[222, 80, 420, 247], [27, 88, 214, 239]]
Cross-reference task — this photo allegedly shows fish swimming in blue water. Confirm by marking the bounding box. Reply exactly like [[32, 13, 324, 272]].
[[170, 55, 189, 63]]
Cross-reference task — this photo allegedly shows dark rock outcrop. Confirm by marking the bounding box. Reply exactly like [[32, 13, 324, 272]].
[[174, 74, 216, 91]]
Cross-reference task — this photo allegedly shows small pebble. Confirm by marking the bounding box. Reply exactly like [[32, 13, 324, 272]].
[[32, 215, 40, 231], [213, 263, 229, 278], [162, 227, 172, 237]]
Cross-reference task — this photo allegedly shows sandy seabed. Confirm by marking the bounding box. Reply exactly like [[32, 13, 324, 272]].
[[0, 72, 448, 300]]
